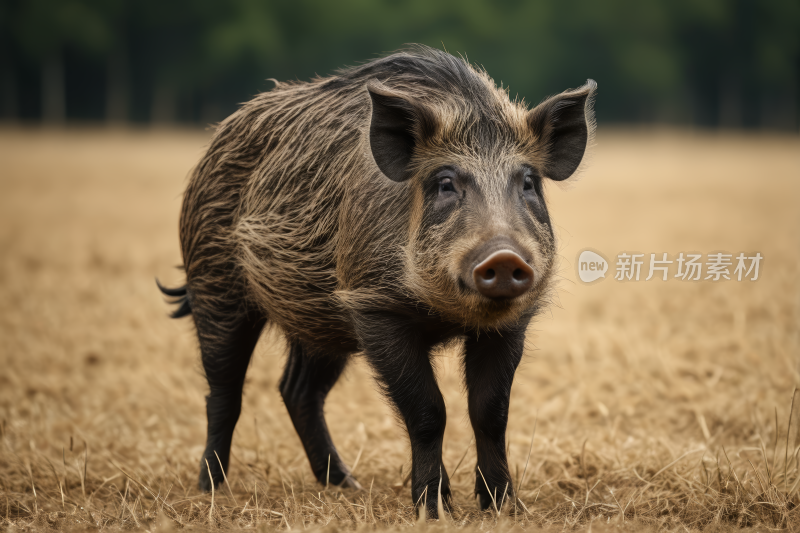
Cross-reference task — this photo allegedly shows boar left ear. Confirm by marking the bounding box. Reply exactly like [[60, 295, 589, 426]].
[[527, 79, 597, 181], [367, 81, 437, 182]]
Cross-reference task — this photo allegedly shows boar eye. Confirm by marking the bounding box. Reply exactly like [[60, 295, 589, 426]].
[[439, 177, 456, 194], [523, 175, 534, 191]]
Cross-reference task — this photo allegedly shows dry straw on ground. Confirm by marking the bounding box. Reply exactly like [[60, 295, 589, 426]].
[[0, 127, 798, 532]]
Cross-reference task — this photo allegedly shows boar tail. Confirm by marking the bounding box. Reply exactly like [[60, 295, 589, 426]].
[[155, 278, 192, 318]]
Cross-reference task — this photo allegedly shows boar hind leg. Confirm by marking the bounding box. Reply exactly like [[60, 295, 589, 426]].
[[357, 314, 451, 518], [463, 325, 526, 511], [195, 305, 266, 492], [279, 343, 361, 489]]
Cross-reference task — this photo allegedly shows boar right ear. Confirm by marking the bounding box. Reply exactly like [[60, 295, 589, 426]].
[[527, 79, 597, 181], [367, 81, 437, 182]]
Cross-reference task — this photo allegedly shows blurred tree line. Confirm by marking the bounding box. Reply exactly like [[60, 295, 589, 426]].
[[0, 0, 797, 129]]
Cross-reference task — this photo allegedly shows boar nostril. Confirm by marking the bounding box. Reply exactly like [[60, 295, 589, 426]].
[[472, 250, 534, 300]]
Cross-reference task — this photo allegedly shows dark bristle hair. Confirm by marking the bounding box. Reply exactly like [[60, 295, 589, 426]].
[[330, 45, 498, 114], [155, 278, 192, 318]]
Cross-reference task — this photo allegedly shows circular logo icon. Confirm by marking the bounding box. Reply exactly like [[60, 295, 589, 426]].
[[577, 249, 609, 284]]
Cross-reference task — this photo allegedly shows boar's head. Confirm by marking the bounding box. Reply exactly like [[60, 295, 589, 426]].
[[368, 77, 596, 329]]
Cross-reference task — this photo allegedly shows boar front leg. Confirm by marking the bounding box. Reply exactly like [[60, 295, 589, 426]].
[[463, 323, 527, 511], [356, 313, 451, 518]]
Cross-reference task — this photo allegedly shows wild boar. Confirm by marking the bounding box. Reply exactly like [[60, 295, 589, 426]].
[[159, 44, 596, 517]]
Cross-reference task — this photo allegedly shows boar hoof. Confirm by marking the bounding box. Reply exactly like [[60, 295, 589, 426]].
[[339, 475, 363, 490]]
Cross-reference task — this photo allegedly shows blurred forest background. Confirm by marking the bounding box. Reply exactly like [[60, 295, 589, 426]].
[[0, 0, 798, 130]]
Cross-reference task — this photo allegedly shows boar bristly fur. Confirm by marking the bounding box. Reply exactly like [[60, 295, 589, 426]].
[[160, 44, 596, 518]]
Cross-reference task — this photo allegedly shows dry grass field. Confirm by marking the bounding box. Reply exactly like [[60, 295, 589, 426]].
[[1, 127, 798, 532]]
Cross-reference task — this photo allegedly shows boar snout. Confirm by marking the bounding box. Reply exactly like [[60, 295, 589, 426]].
[[464, 238, 534, 300], [473, 250, 533, 299]]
